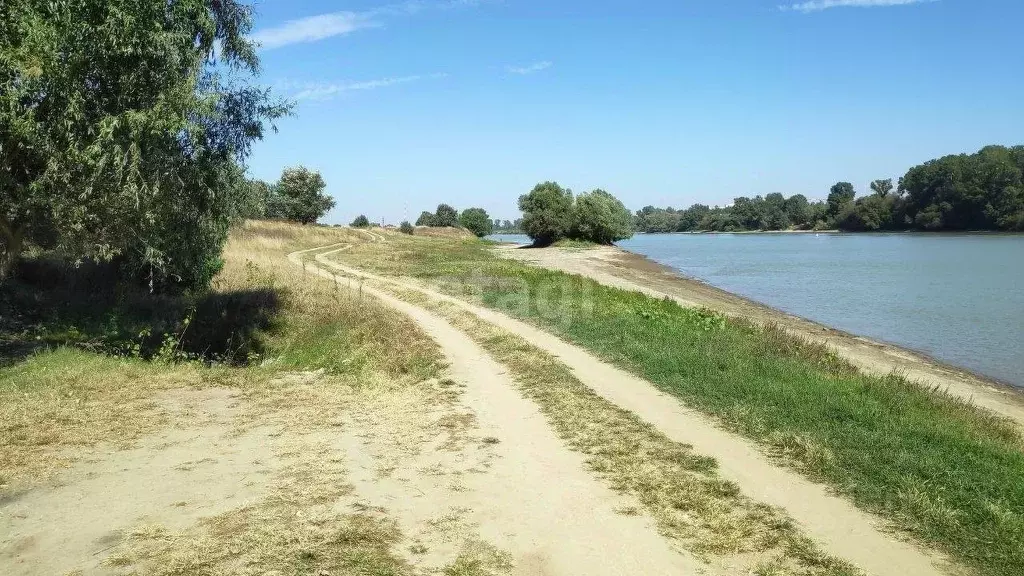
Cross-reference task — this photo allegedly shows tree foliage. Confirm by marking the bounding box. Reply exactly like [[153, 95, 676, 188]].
[[899, 145, 1024, 231], [269, 167, 334, 225], [415, 211, 436, 226], [571, 189, 634, 244], [0, 0, 288, 287], [459, 207, 493, 237], [399, 220, 414, 235], [518, 182, 574, 246], [433, 204, 460, 228], [351, 214, 370, 228]]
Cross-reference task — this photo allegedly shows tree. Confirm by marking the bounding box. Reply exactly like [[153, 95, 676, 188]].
[[870, 179, 894, 198], [519, 182, 574, 246], [827, 182, 857, 219], [415, 211, 436, 226], [459, 208, 494, 237], [899, 145, 1024, 231], [0, 0, 288, 287], [399, 221, 415, 235], [784, 194, 812, 227], [434, 204, 460, 227], [571, 189, 634, 244], [274, 167, 334, 225], [351, 215, 370, 228]]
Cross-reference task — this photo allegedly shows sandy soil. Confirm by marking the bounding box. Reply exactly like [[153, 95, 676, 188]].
[[495, 244, 1024, 428], [292, 245, 706, 575], [0, 388, 281, 575], [313, 245, 952, 576]]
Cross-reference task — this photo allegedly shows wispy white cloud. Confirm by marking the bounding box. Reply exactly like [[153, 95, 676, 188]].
[[251, 0, 492, 50], [780, 0, 936, 13], [250, 12, 378, 49], [507, 61, 553, 75], [289, 73, 448, 101]]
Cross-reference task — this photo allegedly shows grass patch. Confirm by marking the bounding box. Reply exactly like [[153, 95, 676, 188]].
[[331, 231, 1024, 576]]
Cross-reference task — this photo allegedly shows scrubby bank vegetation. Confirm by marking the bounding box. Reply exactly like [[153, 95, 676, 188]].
[[518, 182, 635, 246], [635, 145, 1024, 233], [413, 203, 495, 237]]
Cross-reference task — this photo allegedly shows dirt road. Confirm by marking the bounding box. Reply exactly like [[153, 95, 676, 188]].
[[290, 245, 706, 575], [308, 243, 950, 576]]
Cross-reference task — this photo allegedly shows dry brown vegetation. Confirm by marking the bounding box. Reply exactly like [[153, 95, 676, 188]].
[[1, 221, 518, 575]]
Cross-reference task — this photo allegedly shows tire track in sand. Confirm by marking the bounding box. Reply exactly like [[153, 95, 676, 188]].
[[308, 242, 951, 576], [288, 244, 705, 576]]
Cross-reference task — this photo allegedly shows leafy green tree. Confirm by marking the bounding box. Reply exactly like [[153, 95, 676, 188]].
[[434, 204, 460, 227], [784, 194, 812, 227], [273, 167, 334, 225], [0, 0, 288, 287], [415, 211, 436, 226], [459, 207, 494, 237], [826, 182, 857, 220], [571, 189, 634, 244], [870, 179, 894, 198], [900, 145, 1024, 231], [351, 215, 370, 228], [676, 204, 710, 232], [519, 182, 574, 246], [399, 220, 415, 235]]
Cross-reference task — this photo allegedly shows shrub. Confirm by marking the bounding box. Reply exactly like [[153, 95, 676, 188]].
[[519, 182, 573, 246], [351, 215, 370, 228], [399, 221, 414, 235], [571, 189, 634, 244], [459, 208, 494, 237]]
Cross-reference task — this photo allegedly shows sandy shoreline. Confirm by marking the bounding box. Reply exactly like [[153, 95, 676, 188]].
[[494, 243, 1024, 428]]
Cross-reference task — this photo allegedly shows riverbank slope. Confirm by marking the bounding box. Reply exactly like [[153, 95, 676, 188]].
[[494, 243, 1024, 428]]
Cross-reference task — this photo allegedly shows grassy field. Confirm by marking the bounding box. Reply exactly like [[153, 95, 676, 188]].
[[0, 222, 452, 574], [334, 231, 1024, 576]]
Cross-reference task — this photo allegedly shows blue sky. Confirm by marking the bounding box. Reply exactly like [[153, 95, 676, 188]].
[[246, 0, 1024, 225]]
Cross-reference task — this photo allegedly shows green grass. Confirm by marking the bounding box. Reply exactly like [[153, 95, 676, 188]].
[[337, 234, 1024, 576]]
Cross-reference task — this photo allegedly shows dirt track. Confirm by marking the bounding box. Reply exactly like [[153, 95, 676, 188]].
[[308, 242, 950, 576], [496, 243, 1024, 429]]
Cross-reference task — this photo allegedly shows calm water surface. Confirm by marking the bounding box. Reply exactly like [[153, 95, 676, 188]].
[[490, 233, 1024, 388]]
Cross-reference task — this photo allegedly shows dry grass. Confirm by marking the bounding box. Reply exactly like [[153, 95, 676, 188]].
[[0, 221, 454, 575]]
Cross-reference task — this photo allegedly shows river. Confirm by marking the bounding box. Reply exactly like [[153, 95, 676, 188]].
[[488, 232, 1024, 388]]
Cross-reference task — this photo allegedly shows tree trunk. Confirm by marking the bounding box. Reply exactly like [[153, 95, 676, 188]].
[[0, 217, 25, 282]]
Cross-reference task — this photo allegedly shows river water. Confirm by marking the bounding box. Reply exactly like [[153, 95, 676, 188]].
[[488, 232, 1024, 388]]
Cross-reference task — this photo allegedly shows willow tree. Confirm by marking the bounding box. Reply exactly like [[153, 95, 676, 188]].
[[0, 0, 288, 288]]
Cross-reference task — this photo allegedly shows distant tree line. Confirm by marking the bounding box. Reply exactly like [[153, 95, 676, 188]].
[[414, 204, 495, 237], [492, 219, 523, 233], [518, 182, 634, 246], [237, 166, 336, 226], [635, 145, 1024, 233]]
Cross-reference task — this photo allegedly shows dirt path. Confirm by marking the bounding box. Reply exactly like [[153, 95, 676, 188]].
[[309, 244, 950, 576], [496, 244, 1024, 429], [289, 246, 706, 575]]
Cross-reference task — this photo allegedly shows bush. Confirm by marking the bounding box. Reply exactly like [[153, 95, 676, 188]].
[[571, 189, 634, 244], [459, 208, 493, 237], [519, 182, 574, 246], [415, 211, 436, 226], [434, 204, 460, 227], [399, 221, 414, 235], [351, 215, 370, 228]]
